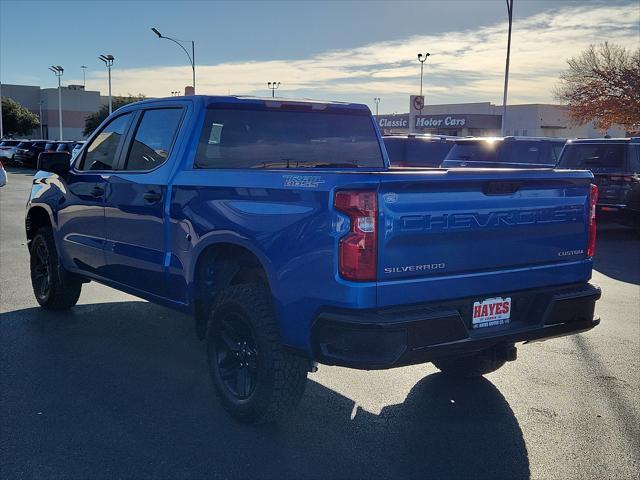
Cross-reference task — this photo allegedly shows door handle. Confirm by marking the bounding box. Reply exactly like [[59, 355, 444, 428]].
[[90, 186, 104, 197], [143, 191, 162, 202]]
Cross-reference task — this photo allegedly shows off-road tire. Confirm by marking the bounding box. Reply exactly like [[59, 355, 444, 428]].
[[206, 283, 308, 424], [433, 349, 507, 378], [30, 227, 82, 310]]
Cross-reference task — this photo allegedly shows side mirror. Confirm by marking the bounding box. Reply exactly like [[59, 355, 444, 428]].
[[37, 151, 71, 174]]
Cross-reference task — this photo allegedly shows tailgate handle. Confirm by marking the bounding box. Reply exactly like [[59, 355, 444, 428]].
[[483, 181, 522, 195]]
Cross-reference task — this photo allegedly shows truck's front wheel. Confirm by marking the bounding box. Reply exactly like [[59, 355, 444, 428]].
[[206, 283, 308, 423], [30, 227, 82, 310]]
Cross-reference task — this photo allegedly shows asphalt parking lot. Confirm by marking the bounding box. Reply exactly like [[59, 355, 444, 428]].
[[1, 168, 638, 480]]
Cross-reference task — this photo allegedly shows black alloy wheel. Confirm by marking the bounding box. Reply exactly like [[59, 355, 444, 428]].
[[32, 239, 52, 302], [214, 313, 259, 400]]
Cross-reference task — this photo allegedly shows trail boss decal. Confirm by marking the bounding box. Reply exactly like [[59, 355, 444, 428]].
[[472, 297, 512, 329]]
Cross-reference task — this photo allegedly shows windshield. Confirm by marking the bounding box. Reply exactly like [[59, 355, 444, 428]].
[[558, 143, 627, 172], [195, 107, 383, 169]]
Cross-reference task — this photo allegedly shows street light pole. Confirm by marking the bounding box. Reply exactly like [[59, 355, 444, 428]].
[[49, 66, 64, 141], [417, 52, 430, 99], [99, 55, 114, 114], [502, 0, 514, 136], [151, 28, 196, 94], [0, 81, 3, 139], [268, 81, 280, 98], [374, 97, 380, 116], [81, 65, 87, 88]]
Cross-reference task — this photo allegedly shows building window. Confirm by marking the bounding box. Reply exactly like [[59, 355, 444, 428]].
[[522, 129, 528, 136], [513, 129, 519, 136]]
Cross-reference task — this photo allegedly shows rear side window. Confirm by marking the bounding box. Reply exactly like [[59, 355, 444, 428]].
[[195, 108, 383, 169], [630, 145, 640, 172], [558, 143, 626, 172], [383, 137, 406, 165], [17, 142, 32, 149], [124, 108, 183, 171], [79, 113, 132, 171], [550, 142, 565, 163]]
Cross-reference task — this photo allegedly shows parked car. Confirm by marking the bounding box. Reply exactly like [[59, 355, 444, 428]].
[[14, 141, 47, 168], [70, 141, 85, 159], [557, 137, 640, 228], [54, 141, 79, 155], [383, 134, 457, 167], [0, 160, 6, 187], [27, 96, 600, 423], [441, 136, 566, 169], [0, 140, 21, 164]]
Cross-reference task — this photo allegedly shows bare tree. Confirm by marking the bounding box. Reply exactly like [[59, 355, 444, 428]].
[[555, 42, 640, 133]]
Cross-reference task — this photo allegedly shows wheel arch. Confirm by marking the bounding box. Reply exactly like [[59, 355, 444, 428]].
[[25, 205, 55, 249], [190, 239, 276, 340]]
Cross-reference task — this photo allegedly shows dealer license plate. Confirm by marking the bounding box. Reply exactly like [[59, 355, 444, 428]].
[[471, 297, 512, 329]]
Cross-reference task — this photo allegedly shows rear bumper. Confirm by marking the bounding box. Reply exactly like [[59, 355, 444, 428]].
[[597, 204, 639, 225], [311, 282, 601, 369]]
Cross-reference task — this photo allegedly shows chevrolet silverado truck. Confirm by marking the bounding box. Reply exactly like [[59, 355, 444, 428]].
[[26, 96, 601, 423]]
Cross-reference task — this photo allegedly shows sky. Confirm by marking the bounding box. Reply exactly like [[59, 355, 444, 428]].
[[1, 0, 638, 114]]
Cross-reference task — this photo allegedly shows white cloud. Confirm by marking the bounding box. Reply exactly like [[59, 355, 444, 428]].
[[75, 3, 639, 113]]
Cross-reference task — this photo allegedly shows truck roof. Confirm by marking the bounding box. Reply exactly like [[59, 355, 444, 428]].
[[131, 95, 371, 113], [567, 137, 640, 144]]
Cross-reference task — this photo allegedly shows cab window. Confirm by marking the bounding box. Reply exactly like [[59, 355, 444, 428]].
[[78, 113, 132, 171], [123, 108, 184, 171]]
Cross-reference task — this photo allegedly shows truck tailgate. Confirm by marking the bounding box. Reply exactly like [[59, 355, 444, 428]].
[[376, 169, 594, 305]]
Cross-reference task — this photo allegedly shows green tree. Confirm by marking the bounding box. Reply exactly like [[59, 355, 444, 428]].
[[555, 42, 640, 132], [1, 97, 40, 137], [83, 94, 146, 137]]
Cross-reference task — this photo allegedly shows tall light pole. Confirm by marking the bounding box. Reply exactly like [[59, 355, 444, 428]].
[[417, 52, 430, 98], [49, 66, 64, 141], [374, 97, 380, 116], [151, 28, 195, 94], [81, 65, 87, 88], [268, 81, 281, 98], [99, 55, 114, 114], [0, 81, 3, 139], [502, 0, 514, 136]]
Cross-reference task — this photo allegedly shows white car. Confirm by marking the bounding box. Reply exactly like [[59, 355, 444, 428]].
[[0, 160, 7, 187]]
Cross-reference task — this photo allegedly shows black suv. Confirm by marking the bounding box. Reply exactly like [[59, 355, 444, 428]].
[[14, 141, 48, 168], [383, 134, 457, 167], [441, 136, 566, 169], [557, 138, 640, 228]]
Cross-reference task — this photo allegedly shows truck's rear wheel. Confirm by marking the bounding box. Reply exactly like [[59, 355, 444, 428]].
[[433, 345, 511, 378], [206, 283, 308, 423], [30, 227, 82, 310]]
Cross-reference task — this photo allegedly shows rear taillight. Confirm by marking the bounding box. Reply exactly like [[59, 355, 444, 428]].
[[334, 190, 378, 281], [587, 183, 598, 258]]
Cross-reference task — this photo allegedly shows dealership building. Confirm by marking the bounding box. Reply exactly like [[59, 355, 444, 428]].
[[1, 83, 101, 140], [375, 101, 626, 138]]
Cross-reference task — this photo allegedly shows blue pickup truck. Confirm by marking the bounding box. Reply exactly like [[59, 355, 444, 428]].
[[27, 96, 601, 423]]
